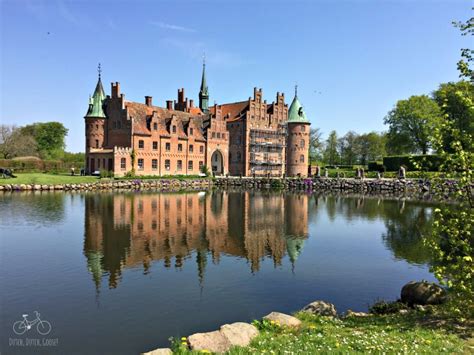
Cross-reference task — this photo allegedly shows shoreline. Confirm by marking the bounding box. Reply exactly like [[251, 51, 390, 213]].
[[0, 177, 461, 198]]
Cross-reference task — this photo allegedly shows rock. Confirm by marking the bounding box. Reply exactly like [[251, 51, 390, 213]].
[[220, 322, 259, 348], [401, 281, 447, 306], [263, 312, 302, 328], [141, 348, 172, 355], [301, 301, 337, 317], [345, 310, 370, 317], [188, 330, 231, 353]]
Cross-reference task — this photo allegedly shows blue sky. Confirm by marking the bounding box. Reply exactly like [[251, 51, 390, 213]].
[[1, 0, 471, 152]]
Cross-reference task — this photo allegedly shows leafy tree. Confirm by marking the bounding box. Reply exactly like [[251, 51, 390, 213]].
[[424, 13, 474, 320], [355, 132, 387, 165], [309, 127, 323, 163], [384, 95, 442, 154], [0, 124, 38, 159], [21, 122, 68, 159], [432, 81, 474, 152], [323, 130, 339, 165], [338, 131, 358, 165]]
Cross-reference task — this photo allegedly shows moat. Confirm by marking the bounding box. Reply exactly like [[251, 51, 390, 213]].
[[1, 190, 438, 354]]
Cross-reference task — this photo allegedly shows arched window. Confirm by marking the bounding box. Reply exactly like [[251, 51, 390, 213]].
[[300, 155, 305, 163], [300, 139, 305, 148]]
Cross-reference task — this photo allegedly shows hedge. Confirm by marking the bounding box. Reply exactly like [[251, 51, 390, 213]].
[[382, 155, 443, 171], [368, 161, 385, 172], [0, 159, 82, 173]]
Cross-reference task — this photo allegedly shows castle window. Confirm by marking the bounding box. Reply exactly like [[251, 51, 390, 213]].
[[166, 142, 170, 151], [189, 144, 193, 153], [212, 132, 216, 138], [138, 158, 144, 170], [165, 159, 170, 170], [95, 139, 99, 148], [188, 160, 193, 170], [178, 143, 183, 152], [300, 139, 305, 148], [199, 145, 204, 154], [98, 159, 101, 168], [172, 125, 176, 133], [153, 122, 158, 130], [121, 158, 126, 170], [152, 141, 158, 150], [301, 125, 306, 132], [217, 132, 221, 139], [300, 155, 305, 163], [177, 160, 182, 171], [152, 159, 158, 170], [138, 140, 144, 149], [199, 161, 203, 169], [190, 128, 194, 135]]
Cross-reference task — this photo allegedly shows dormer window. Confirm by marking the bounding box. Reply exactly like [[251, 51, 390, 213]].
[[172, 125, 176, 133], [190, 128, 193, 135], [153, 122, 158, 130]]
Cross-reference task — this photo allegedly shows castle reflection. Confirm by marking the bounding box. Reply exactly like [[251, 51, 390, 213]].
[[84, 191, 309, 289]]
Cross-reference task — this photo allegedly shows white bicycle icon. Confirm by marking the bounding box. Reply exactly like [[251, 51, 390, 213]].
[[13, 311, 52, 335]]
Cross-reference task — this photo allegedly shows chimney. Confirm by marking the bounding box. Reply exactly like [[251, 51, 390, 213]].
[[190, 99, 194, 108], [166, 100, 173, 110], [111, 82, 120, 98], [145, 96, 152, 107]]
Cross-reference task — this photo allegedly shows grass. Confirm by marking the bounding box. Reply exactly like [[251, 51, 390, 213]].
[[173, 309, 472, 354], [0, 173, 210, 185], [0, 173, 99, 185]]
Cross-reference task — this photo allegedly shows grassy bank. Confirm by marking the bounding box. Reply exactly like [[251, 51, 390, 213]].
[[0, 173, 99, 185], [174, 309, 472, 354]]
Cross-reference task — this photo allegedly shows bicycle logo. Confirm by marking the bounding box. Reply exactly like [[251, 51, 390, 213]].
[[13, 311, 52, 336]]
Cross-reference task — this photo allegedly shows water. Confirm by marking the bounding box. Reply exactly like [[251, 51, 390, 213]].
[[0, 190, 437, 354]]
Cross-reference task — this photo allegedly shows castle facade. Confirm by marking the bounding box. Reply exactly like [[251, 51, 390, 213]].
[[84, 64, 310, 177]]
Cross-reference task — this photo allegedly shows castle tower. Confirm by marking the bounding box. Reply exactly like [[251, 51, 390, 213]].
[[84, 64, 107, 173], [198, 59, 209, 113], [286, 86, 310, 177]]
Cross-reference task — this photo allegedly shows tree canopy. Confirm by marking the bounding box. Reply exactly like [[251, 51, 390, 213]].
[[384, 95, 442, 155]]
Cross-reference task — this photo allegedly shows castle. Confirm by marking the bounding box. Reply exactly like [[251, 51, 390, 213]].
[[84, 63, 310, 177]]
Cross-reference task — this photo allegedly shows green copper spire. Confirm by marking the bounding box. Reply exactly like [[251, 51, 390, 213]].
[[85, 63, 106, 118], [199, 57, 209, 113], [288, 85, 309, 123]]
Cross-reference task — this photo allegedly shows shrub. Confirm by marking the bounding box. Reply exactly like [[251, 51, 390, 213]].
[[383, 155, 443, 171], [369, 300, 408, 315]]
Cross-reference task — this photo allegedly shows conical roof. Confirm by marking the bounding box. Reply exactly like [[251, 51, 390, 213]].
[[85, 77, 106, 118], [200, 62, 208, 96], [288, 94, 309, 123], [286, 236, 306, 264]]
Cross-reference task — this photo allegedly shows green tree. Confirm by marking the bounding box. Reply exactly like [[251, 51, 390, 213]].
[[424, 13, 474, 319], [309, 127, 323, 163], [323, 130, 339, 165], [338, 131, 358, 165], [433, 81, 474, 152], [21, 122, 68, 159], [0, 124, 38, 159], [384, 95, 442, 154]]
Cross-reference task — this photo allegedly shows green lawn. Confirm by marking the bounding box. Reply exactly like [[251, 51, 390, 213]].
[[173, 310, 471, 354], [0, 173, 100, 185]]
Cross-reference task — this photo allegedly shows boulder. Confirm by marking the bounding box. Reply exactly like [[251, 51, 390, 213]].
[[345, 310, 370, 318], [141, 348, 172, 355], [401, 281, 447, 306], [301, 301, 337, 317], [188, 330, 231, 353], [220, 322, 259, 348], [263, 312, 301, 328]]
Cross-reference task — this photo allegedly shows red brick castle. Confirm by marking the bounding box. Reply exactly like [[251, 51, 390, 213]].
[[84, 63, 310, 177]]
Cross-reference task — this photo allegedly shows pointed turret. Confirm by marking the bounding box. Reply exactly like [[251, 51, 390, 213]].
[[287, 86, 309, 123], [199, 59, 209, 113], [85, 64, 106, 118]]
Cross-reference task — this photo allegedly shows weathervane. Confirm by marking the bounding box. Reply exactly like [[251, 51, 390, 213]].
[[202, 52, 206, 67], [98, 63, 102, 79], [295, 83, 298, 97]]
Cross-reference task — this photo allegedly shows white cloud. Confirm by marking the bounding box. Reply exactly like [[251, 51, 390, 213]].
[[150, 21, 196, 33]]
